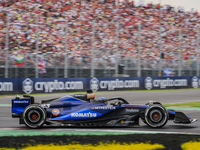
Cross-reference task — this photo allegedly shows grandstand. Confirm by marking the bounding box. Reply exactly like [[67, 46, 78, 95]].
[[0, 0, 199, 78]]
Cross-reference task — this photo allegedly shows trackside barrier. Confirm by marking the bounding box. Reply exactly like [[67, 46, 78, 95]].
[[0, 76, 199, 94]]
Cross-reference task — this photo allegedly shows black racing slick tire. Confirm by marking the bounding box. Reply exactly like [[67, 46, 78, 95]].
[[145, 105, 168, 128], [22, 104, 46, 129]]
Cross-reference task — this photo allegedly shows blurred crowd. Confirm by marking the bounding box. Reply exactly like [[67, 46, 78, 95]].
[[0, 0, 199, 69]]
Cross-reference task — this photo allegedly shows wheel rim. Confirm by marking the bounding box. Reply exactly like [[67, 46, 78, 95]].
[[150, 110, 162, 123], [27, 110, 41, 123], [31, 114, 37, 120]]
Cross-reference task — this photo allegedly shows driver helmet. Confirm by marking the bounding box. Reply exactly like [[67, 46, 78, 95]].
[[98, 97, 107, 104], [98, 97, 106, 101]]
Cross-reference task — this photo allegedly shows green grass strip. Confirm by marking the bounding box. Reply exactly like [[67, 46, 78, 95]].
[[163, 101, 200, 108], [166, 107, 200, 110], [0, 104, 11, 107], [0, 130, 170, 137]]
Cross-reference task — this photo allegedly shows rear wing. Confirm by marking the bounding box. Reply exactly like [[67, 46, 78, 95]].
[[12, 95, 35, 118]]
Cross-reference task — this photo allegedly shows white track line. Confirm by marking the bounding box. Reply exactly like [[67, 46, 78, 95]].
[[1, 128, 199, 135]]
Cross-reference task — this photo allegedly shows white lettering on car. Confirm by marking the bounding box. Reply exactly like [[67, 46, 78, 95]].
[[125, 108, 139, 112], [93, 107, 116, 110], [71, 112, 97, 117], [40, 104, 51, 108], [13, 101, 29, 103]]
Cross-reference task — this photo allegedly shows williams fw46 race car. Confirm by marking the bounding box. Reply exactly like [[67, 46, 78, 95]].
[[12, 90, 197, 129]]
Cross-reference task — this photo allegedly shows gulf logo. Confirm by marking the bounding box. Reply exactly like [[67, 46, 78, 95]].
[[52, 109, 60, 116]]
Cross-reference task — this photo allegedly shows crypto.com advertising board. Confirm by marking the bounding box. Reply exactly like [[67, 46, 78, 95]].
[[0, 76, 199, 94]]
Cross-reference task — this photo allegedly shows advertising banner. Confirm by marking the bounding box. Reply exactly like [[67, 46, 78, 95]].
[[143, 76, 189, 90], [0, 78, 19, 94], [21, 78, 86, 94], [0, 76, 199, 94], [88, 76, 195, 91], [89, 77, 142, 91], [0, 78, 87, 94]]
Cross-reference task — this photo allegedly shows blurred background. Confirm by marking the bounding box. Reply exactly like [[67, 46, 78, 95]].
[[0, 0, 200, 78]]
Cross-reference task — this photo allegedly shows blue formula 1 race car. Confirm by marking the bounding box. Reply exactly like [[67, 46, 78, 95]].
[[11, 90, 197, 129]]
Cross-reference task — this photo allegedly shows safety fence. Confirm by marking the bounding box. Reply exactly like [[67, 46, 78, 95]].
[[0, 67, 198, 78]]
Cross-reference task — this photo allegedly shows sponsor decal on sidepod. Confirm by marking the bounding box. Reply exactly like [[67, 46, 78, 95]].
[[71, 112, 97, 117], [125, 108, 139, 112], [52, 109, 60, 116], [91, 107, 116, 110]]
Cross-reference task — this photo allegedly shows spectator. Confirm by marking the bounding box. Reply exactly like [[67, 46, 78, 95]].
[[0, 0, 199, 70]]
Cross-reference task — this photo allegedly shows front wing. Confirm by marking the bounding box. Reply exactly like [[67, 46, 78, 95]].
[[168, 110, 197, 124]]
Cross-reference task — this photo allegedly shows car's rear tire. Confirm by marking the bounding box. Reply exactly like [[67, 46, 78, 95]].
[[145, 105, 168, 128], [22, 104, 46, 129]]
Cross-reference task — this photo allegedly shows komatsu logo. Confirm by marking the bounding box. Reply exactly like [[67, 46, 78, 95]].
[[71, 112, 97, 117]]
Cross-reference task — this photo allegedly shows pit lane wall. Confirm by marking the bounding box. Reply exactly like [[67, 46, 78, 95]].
[[0, 76, 199, 94]]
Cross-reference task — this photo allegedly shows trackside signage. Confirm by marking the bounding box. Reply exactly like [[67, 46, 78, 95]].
[[0, 76, 199, 94], [34, 80, 83, 92], [0, 82, 13, 91], [90, 77, 140, 91], [0, 78, 18, 94], [22, 78, 85, 94], [144, 77, 188, 90], [191, 76, 200, 88], [89, 77, 190, 91]]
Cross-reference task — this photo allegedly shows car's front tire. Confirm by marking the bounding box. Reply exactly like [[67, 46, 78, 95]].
[[22, 104, 46, 129], [145, 105, 168, 128]]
